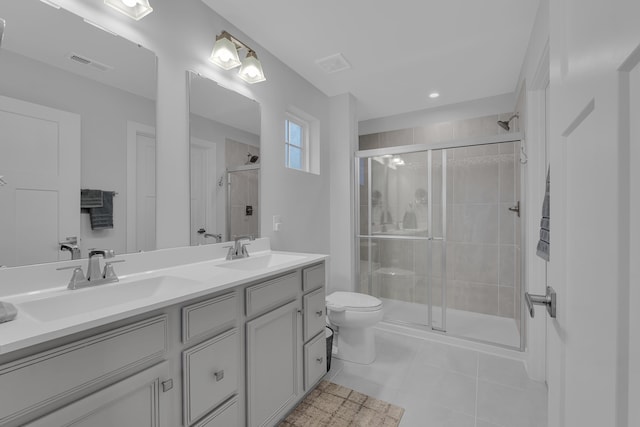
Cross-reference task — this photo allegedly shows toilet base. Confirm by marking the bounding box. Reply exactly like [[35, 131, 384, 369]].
[[334, 325, 376, 365]]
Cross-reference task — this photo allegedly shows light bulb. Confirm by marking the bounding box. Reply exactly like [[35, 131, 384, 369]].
[[245, 65, 259, 78], [122, 0, 138, 7], [218, 50, 232, 62]]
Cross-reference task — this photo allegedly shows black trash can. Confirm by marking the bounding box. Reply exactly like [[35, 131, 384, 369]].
[[325, 326, 334, 372]]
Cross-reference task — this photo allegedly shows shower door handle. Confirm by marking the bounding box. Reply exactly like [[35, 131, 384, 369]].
[[525, 286, 556, 318], [508, 201, 520, 217]]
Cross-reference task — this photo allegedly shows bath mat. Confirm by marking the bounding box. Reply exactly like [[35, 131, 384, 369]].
[[279, 380, 404, 427]]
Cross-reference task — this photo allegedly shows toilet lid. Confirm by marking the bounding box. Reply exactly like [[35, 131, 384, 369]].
[[326, 292, 382, 312]]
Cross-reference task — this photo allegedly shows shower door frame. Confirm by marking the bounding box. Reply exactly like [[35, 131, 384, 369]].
[[354, 132, 526, 350]]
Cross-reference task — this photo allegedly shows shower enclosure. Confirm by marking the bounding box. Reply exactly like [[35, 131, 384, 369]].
[[355, 135, 523, 349]]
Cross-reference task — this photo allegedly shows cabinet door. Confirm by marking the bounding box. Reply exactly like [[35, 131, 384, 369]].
[[26, 362, 171, 427], [246, 300, 300, 427]]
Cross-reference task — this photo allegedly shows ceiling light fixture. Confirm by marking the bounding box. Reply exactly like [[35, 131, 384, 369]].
[[210, 30, 266, 84], [104, 0, 153, 21], [429, 92, 440, 99]]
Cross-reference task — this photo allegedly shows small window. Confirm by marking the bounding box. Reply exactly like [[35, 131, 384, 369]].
[[285, 115, 307, 171]]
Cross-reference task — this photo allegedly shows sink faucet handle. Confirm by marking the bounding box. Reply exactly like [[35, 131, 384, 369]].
[[240, 242, 251, 257], [57, 265, 86, 289], [103, 260, 125, 280]]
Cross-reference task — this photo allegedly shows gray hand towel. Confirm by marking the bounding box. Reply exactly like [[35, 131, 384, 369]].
[[81, 189, 103, 208], [90, 191, 114, 230], [0, 302, 17, 323], [536, 168, 550, 261]]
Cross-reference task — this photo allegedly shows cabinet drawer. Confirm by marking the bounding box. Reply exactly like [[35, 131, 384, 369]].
[[183, 329, 239, 426], [302, 263, 325, 292], [194, 396, 239, 427], [304, 332, 327, 391], [182, 292, 238, 343], [245, 272, 298, 317], [0, 315, 167, 426], [303, 287, 326, 341]]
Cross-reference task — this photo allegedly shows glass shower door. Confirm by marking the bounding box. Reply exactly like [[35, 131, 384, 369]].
[[357, 151, 438, 327]]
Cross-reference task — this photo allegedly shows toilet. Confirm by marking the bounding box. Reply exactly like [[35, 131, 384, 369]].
[[325, 292, 383, 365]]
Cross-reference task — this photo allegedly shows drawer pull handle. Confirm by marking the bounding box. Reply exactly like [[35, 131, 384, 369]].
[[316, 357, 324, 364], [315, 310, 323, 317], [214, 370, 224, 382], [161, 379, 173, 392]]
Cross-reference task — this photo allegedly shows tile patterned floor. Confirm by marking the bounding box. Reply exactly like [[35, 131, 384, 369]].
[[327, 329, 547, 427]]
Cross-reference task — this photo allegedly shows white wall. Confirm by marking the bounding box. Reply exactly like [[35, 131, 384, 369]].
[[0, 48, 155, 256], [328, 93, 358, 293], [359, 93, 514, 135], [54, 0, 331, 255]]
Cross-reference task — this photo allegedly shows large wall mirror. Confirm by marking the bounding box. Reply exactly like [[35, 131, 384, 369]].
[[188, 72, 260, 245], [0, 1, 157, 267]]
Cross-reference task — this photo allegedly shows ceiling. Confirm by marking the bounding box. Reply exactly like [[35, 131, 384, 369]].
[[202, 0, 540, 121]]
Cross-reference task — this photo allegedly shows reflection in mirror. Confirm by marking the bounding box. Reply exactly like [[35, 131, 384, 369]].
[[0, 1, 157, 267], [188, 72, 260, 245]]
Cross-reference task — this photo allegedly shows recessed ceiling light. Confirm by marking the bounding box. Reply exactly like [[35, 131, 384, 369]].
[[429, 92, 440, 99]]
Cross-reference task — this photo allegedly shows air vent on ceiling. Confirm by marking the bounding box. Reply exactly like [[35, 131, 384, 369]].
[[315, 53, 351, 74], [67, 52, 114, 72]]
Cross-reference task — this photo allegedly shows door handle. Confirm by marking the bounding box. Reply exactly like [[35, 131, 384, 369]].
[[525, 286, 556, 318]]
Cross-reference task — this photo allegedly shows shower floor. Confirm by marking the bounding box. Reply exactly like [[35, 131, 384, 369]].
[[380, 298, 521, 348]]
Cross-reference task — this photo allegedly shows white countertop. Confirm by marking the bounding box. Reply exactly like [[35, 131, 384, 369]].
[[0, 249, 326, 356]]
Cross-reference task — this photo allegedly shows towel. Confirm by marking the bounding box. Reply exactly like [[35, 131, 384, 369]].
[[0, 302, 17, 323], [90, 191, 114, 230], [81, 189, 103, 208], [536, 168, 550, 261]]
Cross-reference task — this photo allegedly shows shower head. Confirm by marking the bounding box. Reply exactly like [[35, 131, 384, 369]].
[[246, 153, 259, 164], [497, 114, 519, 131]]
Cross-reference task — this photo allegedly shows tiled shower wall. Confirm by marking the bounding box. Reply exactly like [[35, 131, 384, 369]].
[[358, 113, 521, 322], [226, 139, 259, 238]]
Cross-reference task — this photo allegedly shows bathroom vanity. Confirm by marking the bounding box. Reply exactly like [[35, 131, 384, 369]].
[[0, 241, 327, 427]]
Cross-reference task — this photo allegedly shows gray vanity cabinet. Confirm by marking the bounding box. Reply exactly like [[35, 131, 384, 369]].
[[0, 260, 326, 427]]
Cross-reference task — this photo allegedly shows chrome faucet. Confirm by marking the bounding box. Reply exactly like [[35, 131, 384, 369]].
[[225, 235, 255, 260], [87, 249, 115, 281], [57, 249, 124, 290], [60, 237, 81, 260]]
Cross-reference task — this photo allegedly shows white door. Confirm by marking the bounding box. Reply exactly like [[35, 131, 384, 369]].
[[126, 122, 156, 253], [136, 133, 156, 252], [0, 95, 80, 267], [547, 1, 639, 426], [190, 138, 217, 245]]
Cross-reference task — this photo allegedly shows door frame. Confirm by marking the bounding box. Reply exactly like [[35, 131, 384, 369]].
[[524, 40, 550, 382], [126, 121, 155, 253]]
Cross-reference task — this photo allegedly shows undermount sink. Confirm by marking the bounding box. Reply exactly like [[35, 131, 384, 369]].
[[18, 275, 201, 322], [217, 253, 306, 271]]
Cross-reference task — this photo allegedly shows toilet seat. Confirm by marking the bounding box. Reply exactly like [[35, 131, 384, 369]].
[[326, 291, 382, 313]]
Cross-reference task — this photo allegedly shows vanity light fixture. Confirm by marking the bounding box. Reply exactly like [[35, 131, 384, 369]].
[[104, 0, 153, 21], [429, 92, 440, 99], [209, 31, 241, 70], [210, 30, 266, 84], [238, 50, 266, 84]]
